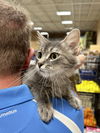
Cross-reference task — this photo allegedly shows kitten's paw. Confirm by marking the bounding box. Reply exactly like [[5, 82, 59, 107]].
[[69, 97, 82, 109], [38, 105, 53, 122]]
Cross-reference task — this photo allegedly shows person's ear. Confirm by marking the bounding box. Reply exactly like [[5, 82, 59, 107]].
[[23, 48, 34, 70]]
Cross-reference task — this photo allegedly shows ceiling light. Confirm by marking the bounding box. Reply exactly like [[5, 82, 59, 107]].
[[56, 11, 71, 16], [69, 27, 73, 30], [34, 27, 42, 30], [40, 32, 49, 35], [65, 27, 73, 30], [41, 32, 49, 38], [66, 32, 70, 35], [28, 21, 34, 26], [62, 21, 73, 24]]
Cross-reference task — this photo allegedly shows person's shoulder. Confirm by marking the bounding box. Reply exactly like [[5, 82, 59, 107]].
[[17, 98, 84, 133], [30, 98, 84, 133]]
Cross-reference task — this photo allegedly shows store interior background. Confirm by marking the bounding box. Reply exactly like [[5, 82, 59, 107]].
[[7, 0, 100, 132], [8, 0, 100, 51]]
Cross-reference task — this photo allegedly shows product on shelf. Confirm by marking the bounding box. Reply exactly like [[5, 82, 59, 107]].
[[84, 107, 97, 127], [86, 127, 100, 133]]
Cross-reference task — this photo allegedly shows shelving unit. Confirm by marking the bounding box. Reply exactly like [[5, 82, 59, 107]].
[[76, 55, 100, 129]]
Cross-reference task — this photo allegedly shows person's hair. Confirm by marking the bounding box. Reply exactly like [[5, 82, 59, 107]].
[[0, 0, 32, 75]]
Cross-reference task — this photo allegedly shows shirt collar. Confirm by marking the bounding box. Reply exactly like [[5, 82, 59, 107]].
[[0, 84, 33, 110]]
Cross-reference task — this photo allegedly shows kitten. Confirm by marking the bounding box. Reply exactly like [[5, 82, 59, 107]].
[[23, 29, 82, 122]]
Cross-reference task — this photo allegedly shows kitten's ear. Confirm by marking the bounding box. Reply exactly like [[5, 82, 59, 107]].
[[37, 31, 49, 45], [61, 29, 80, 54]]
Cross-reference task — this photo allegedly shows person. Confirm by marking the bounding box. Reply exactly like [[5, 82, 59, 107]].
[[0, 0, 84, 133]]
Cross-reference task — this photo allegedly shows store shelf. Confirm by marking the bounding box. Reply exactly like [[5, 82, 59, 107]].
[[78, 92, 95, 109]]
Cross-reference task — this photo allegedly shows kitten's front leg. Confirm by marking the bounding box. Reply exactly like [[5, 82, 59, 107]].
[[64, 89, 82, 109], [35, 91, 53, 122], [38, 102, 53, 122]]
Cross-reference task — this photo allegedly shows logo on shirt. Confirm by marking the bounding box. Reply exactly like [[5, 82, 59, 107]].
[[0, 109, 17, 118]]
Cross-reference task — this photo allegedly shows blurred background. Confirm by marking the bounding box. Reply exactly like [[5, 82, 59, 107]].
[[8, 0, 100, 51]]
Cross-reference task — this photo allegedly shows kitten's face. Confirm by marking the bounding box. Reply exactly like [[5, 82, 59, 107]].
[[35, 29, 80, 78], [35, 41, 77, 77]]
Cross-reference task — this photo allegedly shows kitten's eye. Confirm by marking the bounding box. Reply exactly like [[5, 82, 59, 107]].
[[37, 52, 42, 59], [49, 53, 59, 60]]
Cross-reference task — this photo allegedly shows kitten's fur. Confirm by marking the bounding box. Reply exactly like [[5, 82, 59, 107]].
[[23, 29, 82, 122]]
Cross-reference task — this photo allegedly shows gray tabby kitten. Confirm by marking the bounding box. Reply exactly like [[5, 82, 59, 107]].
[[23, 29, 82, 122]]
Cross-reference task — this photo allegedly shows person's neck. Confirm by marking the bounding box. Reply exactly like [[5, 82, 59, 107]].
[[0, 73, 22, 89]]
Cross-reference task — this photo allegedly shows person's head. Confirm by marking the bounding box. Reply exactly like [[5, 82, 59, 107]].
[[0, 0, 33, 76]]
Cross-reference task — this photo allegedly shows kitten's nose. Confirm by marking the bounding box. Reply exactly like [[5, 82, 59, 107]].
[[38, 63, 43, 68]]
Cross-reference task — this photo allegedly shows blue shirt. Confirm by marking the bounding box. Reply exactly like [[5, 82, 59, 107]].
[[0, 84, 84, 133]]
